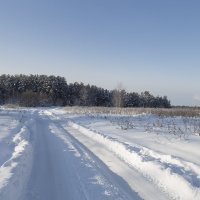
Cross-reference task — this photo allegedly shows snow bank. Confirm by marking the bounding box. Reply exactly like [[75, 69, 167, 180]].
[[69, 121, 200, 200], [0, 119, 34, 200]]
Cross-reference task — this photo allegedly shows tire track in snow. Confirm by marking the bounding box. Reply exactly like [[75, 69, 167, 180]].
[[48, 116, 141, 200], [67, 120, 200, 200], [22, 110, 140, 200], [46, 110, 169, 200]]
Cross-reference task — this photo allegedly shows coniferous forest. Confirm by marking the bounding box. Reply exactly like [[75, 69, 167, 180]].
[[0, 74, 171, 108]]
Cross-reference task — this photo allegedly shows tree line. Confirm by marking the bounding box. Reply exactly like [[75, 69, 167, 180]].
[[0, 74, 171, 108]]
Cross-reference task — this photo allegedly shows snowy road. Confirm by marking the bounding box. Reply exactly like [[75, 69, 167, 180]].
[[21, 110, 140, 200], [0, 108, 200, 200]]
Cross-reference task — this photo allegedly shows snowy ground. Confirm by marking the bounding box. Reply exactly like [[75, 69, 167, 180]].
[[0, 107, 200, 200]]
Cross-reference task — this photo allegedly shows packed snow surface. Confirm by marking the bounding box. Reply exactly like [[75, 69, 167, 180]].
[[0, 107, 199, 200]]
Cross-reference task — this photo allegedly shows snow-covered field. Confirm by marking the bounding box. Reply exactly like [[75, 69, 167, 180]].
[[0, 107, 200, 200]]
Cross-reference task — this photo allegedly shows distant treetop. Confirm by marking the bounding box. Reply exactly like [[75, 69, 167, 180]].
[[0, 74, 171, 108]]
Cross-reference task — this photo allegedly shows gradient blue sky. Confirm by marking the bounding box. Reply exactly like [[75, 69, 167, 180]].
[[0, 0, 200, 106]]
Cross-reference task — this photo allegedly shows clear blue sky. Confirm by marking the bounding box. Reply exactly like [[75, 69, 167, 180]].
[[0, 0, 200, 106]]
